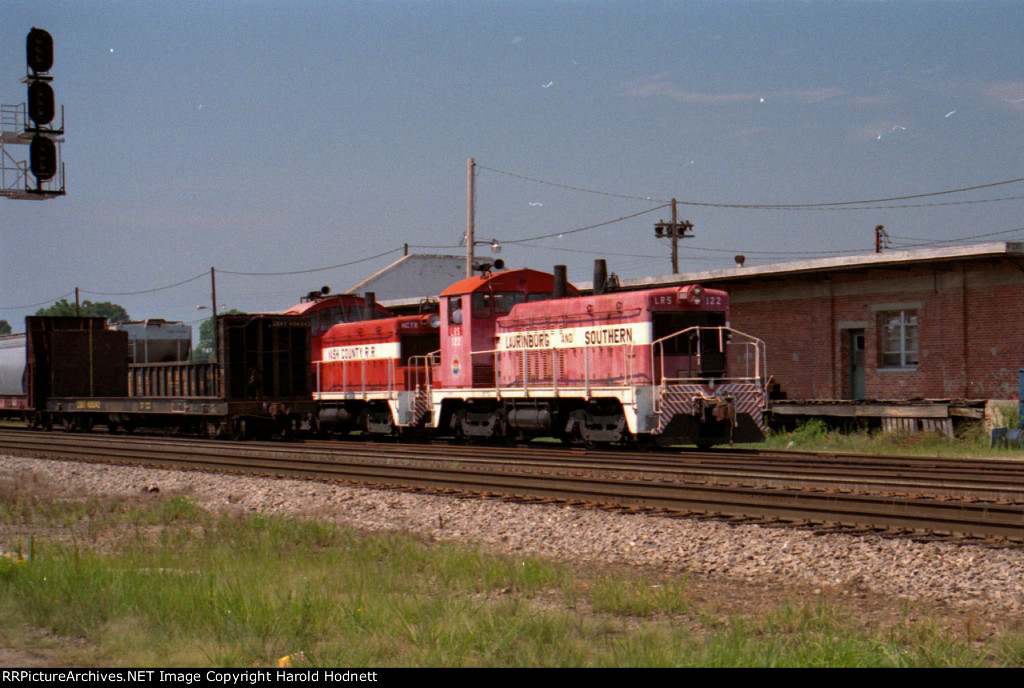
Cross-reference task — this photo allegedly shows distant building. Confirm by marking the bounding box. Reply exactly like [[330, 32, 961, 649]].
[[346, 254, 465, 302]]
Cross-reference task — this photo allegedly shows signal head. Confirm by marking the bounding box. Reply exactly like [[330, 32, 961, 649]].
[[29, 135, 57, 181], [26, 28, 54, 75]]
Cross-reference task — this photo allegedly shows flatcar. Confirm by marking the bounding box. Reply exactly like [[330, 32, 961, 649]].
[[22, 314, 314, 439]]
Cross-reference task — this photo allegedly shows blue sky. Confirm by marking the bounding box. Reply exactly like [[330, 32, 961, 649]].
[[2, 1, 1023, 330]]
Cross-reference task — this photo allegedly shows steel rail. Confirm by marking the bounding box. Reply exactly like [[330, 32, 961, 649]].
[[0, 431, 1022, 541]]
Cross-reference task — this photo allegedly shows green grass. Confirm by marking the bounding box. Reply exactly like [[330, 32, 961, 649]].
[[761, 416, 1021, 458], [0, 488, 1021, 667]]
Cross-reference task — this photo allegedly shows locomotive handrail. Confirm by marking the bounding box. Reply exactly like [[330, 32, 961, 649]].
[[650, 326, 768, 414], [652, 325, 766, 381], [410, 350, 441, 395], [474, 341, 641, 399], [315, 349, 440, 401], [313, 357, 400, 400]]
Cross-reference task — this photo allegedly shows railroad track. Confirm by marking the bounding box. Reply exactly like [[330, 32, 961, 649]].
[[1, 429, 1023, 542]]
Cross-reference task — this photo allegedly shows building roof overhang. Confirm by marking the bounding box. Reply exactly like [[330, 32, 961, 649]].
[[602, 241, 1024, 291]]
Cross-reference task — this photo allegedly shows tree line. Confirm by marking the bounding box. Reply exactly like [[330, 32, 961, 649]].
[[0, 299, 130, 335]]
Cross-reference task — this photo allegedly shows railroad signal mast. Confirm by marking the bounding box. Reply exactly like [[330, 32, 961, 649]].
[[0, 27, 66, 200], [653, 199, 694, 274]]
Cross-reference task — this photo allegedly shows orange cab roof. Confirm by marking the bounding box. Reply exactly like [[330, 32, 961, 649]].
[[440, 268, 576, 297]]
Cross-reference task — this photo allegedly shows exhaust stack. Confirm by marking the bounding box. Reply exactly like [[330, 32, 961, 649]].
[[593, 259, 608, 296]]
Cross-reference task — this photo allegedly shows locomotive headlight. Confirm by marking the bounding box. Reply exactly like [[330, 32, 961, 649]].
[[428, 314, 441, 329], [687, 284, 703, 305]]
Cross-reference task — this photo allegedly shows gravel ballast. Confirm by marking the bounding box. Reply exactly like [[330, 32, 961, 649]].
[[3, 453, 1024, 619]]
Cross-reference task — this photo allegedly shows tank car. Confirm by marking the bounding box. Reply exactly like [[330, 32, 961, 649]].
[[428, 263, 768, 447]]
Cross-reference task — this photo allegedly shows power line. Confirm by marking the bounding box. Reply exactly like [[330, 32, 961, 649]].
[[81, 271, 208, 297], [1, 249, 409, 313], [476, 164, 670, 203], [706, 194, 1024, 212], [670, 176, 1024, 209], [503, 204, 670, 244], [499, 241, 664, 260], [0, 290, 75, 311], [478, 161, 1024, 210], [885, 226, 1024, 249], [217, 248, 404, 277]]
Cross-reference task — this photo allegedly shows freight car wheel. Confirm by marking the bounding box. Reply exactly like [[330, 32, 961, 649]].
[[204, 421, 225, 440], [60, 415, 92, 433], [229, 419, 251, 441]]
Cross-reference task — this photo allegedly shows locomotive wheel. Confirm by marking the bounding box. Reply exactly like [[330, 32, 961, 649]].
[[449, 409, 467, 444]]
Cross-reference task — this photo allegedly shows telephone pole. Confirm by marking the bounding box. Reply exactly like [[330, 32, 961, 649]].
[[875, 224, 889, 253], [466, 158, 475, 278]]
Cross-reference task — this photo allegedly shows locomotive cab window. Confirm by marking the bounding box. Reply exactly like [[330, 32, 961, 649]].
[[653, 312, 726, 350], [653, 311, 728, 377], [319, 306, 343, 334], [448, 296, 464, 325], [472, 291, 526, 319]]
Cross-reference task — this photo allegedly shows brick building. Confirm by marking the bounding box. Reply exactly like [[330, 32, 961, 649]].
[[617, 243, 1024, 429]]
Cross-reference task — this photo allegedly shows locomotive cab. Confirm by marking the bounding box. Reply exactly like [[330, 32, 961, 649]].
[[437, 268, 579, 390], [285, 291, 393, 364], [649, 285, 729, 381]]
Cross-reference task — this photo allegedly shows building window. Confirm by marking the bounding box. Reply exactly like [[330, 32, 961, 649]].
[[878, 310, 918, 368]]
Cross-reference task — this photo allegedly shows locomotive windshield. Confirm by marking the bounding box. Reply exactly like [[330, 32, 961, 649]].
[[653, 311, 728, 377], [317, 306, 343, 334], [471, 291, 527, 319]]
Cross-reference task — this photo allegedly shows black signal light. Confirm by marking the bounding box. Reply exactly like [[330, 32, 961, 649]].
[[26, 27, 53, 75], [30, 135, 57, 181], [27, 81, 55, 126]]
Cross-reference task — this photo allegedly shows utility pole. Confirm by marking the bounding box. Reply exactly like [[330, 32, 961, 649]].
[[210, 266, 219, 369], [653, 199, 693, 273], [875, 224, 889, 253], [466, 158, 475, 278]]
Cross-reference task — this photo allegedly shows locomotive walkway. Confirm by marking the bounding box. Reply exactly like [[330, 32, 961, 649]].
[[0, 429, 1022, 543]]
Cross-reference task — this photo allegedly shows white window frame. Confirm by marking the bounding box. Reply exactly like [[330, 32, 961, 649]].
[[877, 309, 918, 369]]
